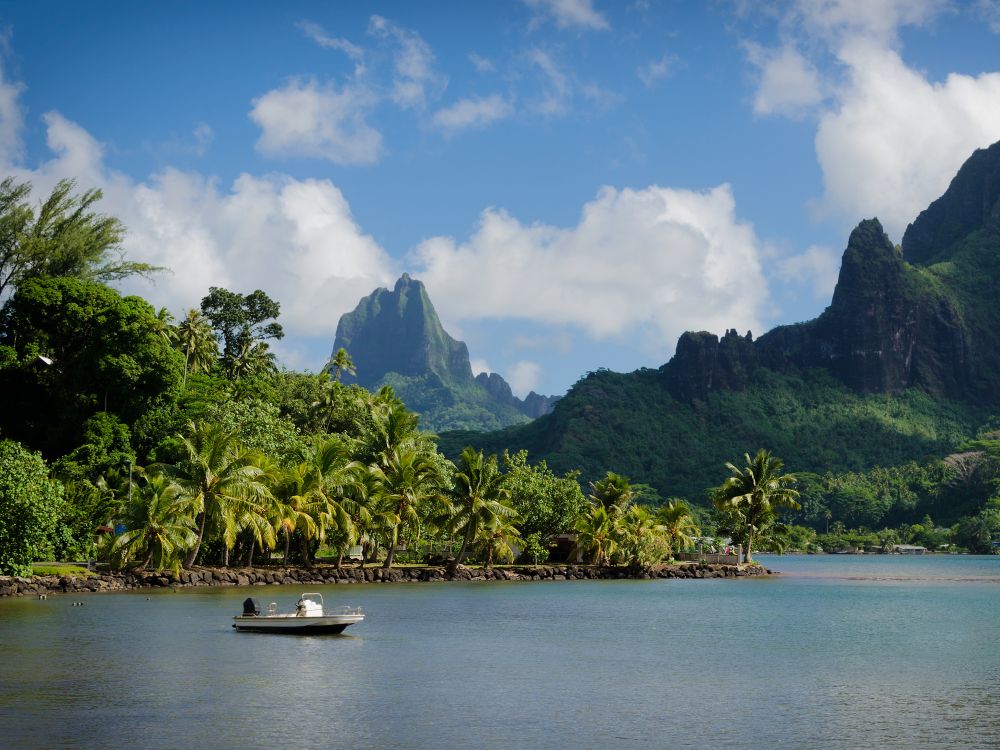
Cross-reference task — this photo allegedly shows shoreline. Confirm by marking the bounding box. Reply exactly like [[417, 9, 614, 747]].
[[0, 561, 772, 597]]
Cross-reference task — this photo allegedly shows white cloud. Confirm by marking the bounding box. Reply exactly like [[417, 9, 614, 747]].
[[745, 2, 1000, 234], [814, 41, 1000, 235], [975, 0, 1000, 32], [523, 0, 610, 31], [468, 52, 496, 73], [470, 358, 491, 375], [777, 244, 840, 299], [788, 0, 948, 44], [433, 95, 514, 133], [192, 122, 214, 156], [0, 74, 397, 350], [0, 64, 24, 164], [368, 15, 446, 110], [249, 78, 382, 165], [528, 49, 572, 115], [637, 54, 675, 87], [297, 19, 364, 60], [507, 360, 542, 397], [410, 184, 768, 347], [745, 43, 823, 117]]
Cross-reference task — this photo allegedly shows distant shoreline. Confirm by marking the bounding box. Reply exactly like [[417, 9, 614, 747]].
[[0, 562, 772, 597]]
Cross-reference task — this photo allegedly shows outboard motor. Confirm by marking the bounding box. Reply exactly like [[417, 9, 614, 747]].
[[242, 597, 260, 616]]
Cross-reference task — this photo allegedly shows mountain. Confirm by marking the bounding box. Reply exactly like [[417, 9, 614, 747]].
[[440, 140, 1000, 499], [332, 274, 558, 432]]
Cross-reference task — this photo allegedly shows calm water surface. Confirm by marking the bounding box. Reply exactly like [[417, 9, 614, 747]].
[[1, 555, 998, 749]]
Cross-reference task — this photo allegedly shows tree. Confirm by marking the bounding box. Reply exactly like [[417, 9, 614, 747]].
[[110, 472, 196, 574], [174, 309, 218, 387], [616, 505, 667, 566], [447, 447, 514, 572], [588, 472, 635, 515], [324, 347, 357, 382], [0, 177, 159, 300], [370, 447, 444, 568], [572, 505, 617, 566], [0, 440, 64, 575], [656, 500, 701, 560], [0, 276, 183, 457], [200, 287, 283, 361], [501, 449, 586, 545], [224, 338, 277, 381], [162, 421, 272, 568], [711, 449, 800, 562]]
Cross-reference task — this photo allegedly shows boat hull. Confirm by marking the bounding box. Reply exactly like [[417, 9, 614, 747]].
[[232, 614, 364, 634]]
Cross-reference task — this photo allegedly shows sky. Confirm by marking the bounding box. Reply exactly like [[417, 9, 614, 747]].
[[0, 0, 999, 398]]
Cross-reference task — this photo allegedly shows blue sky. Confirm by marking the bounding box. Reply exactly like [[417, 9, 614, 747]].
[[1, 0, 999, 398]]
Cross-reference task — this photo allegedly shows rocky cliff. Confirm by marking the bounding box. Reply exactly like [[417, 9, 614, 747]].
[[332, 274, 557, 431]]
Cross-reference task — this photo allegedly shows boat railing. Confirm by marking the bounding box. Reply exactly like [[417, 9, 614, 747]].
[[324, 605, 364, 616]]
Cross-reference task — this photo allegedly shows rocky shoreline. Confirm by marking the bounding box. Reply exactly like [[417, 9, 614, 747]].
[[0, 561, 773, 597]]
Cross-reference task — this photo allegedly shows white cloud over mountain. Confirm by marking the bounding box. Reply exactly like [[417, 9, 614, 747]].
[[746, 0, 1000, 237], [410, 184, 768, 347]]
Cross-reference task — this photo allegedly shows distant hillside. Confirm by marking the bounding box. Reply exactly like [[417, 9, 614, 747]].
[[441, 140, 1000, 500], [332, 274, 558, 432]]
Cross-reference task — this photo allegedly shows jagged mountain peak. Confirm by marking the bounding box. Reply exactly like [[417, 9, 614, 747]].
[[902, 139, 1000, 265], [332, 274, 558, 431]]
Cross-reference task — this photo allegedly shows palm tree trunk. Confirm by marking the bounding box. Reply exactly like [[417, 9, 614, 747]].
[[383, 541, 396, 568], [246, 540, 254, 568], [283, 530, 290, 565], [184, 513, 207, 568], [299, 534, 313, 569], [449, 520, 477, 574], [745, 527, 754, 563], [336, 549, 344, 570], [222, 545, 229, 568]]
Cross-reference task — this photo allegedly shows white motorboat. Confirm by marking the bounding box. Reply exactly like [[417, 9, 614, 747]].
[[232, 592, 364, 634]]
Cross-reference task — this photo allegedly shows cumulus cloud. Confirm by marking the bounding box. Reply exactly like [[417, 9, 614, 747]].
[[507, 360, 542, 397], [745, 1, 1000, 235], [745, 43, 823, 117], [410, 184, 768, 346], [470, 358, 491, 375], [249, 78, 382, 165], [777, 244, 841, 299], [814, 41, 1000, 235], [0, 78, 397, 351], [433, 95, 513, 133], [523, 0, 610, 31]]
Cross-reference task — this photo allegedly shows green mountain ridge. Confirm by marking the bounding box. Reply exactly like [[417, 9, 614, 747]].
[[332, 274, 558, 432], [441, 140, 1000, 501]]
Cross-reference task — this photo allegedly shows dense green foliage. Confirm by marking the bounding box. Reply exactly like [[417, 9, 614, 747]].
[[442, 367, 981, 502], [0, 441, 63, 575]]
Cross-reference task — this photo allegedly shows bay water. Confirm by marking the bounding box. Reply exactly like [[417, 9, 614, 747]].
[[1, 555, 998, 749]]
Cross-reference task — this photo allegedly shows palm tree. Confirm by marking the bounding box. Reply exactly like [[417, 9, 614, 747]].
[[656, 500, 701, 560], [161, 421, 272, 568], [589, 472, 635, 516], [711, 449, 800, 562], [571, 505, 618, 565], [225, 336, 277, 381], [370, 446, 444, 568], [616, 505, 666, 566], [174, 309, 218, 387], [446, 447, 514, 573], [110, 473, 197, 575], [480, 512, 522, 569], [324, 347, 357, 382]]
